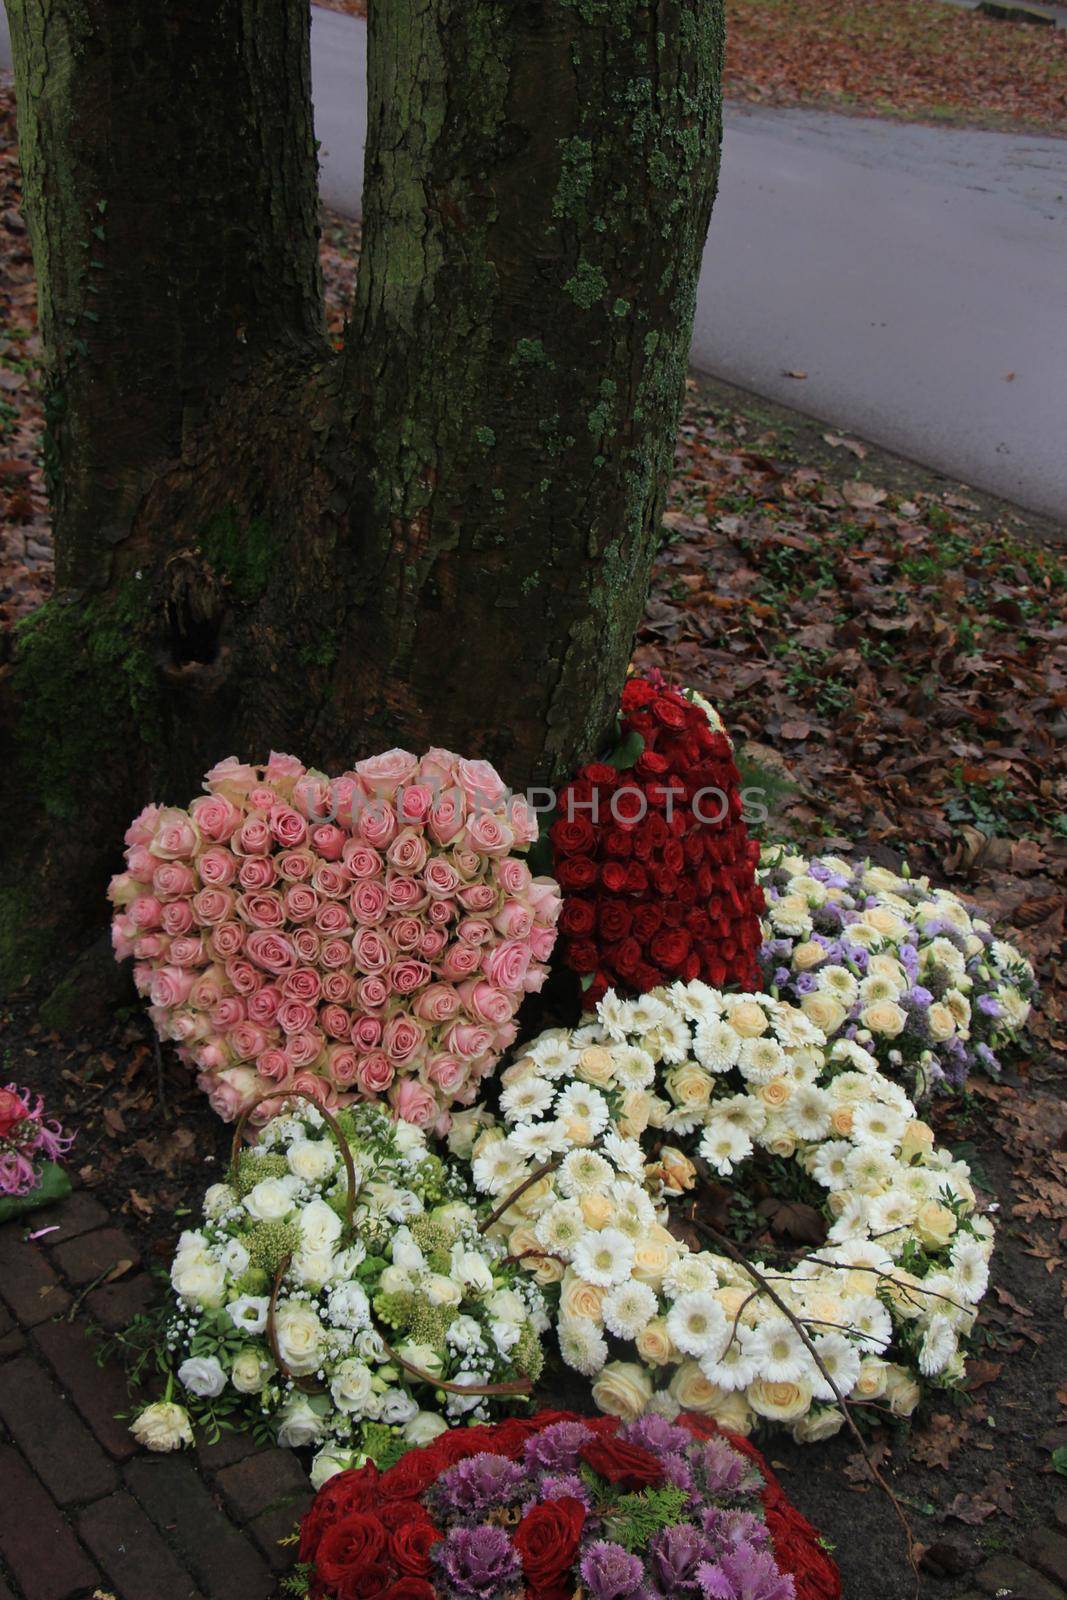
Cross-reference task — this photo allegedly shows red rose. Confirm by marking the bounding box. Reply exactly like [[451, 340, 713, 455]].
[[578, 1436, 663, 1489], [613, 938, 643, 978], [564, 940, 600, 975], [550, 817, 596, 856], [315, 1514, 388, 1586], [556, 856, 598, 891], [381, 1584, 436, 1600], [598, 902, 632, 941], [301, 1467, 381, 1563], [0, 1088, 24, 1139], [650, 929, 690, 971], [335, 1565, 393, 1600], [560, 900, 596, 936], [378, 1501, 432, 1531], [390, 1520, 442, 1576], [600, 861, 629, 893], [378, 1451, 443, 1501], [513, 1497, 586, 1589], [583, 762, 619, 786]]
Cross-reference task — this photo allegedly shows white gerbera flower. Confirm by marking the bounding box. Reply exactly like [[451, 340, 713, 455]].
[[471, 1144, 528, 1196], [646, 1015, 692, 1065], [808, 1141, 853, 1192], [816, 966, 859, 1005], [611, 1045, 656, 1090], [737, 1037, 787, 1085], [948, 1237, 990, 1303], [559, 1316, 609, 1377], [669, 980, 724, 1024], [746, 1317, 812, 1384], [699, 1326, 758, 1391], [712, 1093, 767, 1137], [845, 1295, 893, 1354], [663, 1255, 718, 1298], [555, 1083, 610, 1136], [534, 1200, 586, 1255], [810, 1332, 862, 1402], [601, 1280, 659, 1340], [783, 1085, 831, 1142], [692, 1018, 742, 1073], [665, 1292, 729, 1360], [845, 1146, 898, 1195], [866, 1187, 919, 1239], [851, 1102, 907, 1151], [509, 1121, 572, 1162], [609, 1180, 657, 1235], [698, 1121, 753, 1177], [500, 1075, 555, 1122], [571, 1228, 636, 1287], [596, 991, 633, 1041], [526, 1032, 581, 1079], [626, 995, 672, 1036], [600, 1132, 646, 1179], [826, 1193, 871, 1242], [558, 1148, 613, 1198], [918, 1314, 957, 1377]]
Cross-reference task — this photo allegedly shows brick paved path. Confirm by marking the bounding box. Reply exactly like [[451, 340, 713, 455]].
[[0, 1191, 310, 1600]]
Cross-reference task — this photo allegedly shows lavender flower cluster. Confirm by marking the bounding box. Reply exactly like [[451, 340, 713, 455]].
[[427, 1415, 794, 1600], [759, 849, 1035, 1092]]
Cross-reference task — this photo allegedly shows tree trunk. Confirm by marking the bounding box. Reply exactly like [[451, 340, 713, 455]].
[[0, 0, 725, 993]]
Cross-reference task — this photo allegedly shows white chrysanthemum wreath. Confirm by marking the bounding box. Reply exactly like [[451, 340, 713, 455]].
[[452, 980, 995, 1443]]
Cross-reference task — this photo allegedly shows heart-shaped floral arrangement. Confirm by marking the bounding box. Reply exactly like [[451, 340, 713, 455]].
[[110, 748, 561, 1130]]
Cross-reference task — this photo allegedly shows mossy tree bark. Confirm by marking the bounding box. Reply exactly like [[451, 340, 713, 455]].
[[0, 0, 725, 993]]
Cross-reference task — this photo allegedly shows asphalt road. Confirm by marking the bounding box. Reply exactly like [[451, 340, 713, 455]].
[[2, 6, 1065, 519]]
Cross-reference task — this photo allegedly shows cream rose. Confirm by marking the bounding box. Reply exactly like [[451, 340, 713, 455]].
[[618, 1089, 653, 1138], [231, 1348, 274, 1394], [287, 1139, 338, 1183], [631, 1228, 679, 1287], [576, 1046, 617, 1088], [403, 1410, 449, 1445], [800, 993, 848, 1034], [666, 1063, 714, 1110], [899, 1119, 935, 1159], [883, 1364, 921, 1417], [273, 1302, 325, 1376], [171, 1255, 227, 1309], [243, 1175, 300, 1222], [131, 1401, 193, 1452], [791, 1407, 845, 1443], [792, 941, 828, 972], [580, 1193, 615, 1231], [860, 1000, 907, 1038], [635, 1318, 676, 1367], [926, 1003, 957, 1043], [747, 1378, 813, 1422], [853, 1358, 889, 1402], [726, 1001, 770, 1039], [591, 1360, 653, 1422], [669, 1364, 752, 1432], [759, 1079, 792, 1110], [276, 1396, 325, 1448], [330, 1358, 375, 1413], [915, 1200, 957, 1249], [561, 1272, 606, 1325], [508, 1226, 564, 1286]]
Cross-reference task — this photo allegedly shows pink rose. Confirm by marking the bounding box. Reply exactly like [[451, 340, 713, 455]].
[[237, 815, 272, 856], [125, 804, 162, 848], [237, 891, 284, 930], [456, 917, 494, 946], [211, 923, 246, 958], [200, 1067, 259, 1121], [277, 999, 316, 1035], [266, 750, 306, 782], [422, 859, 460, 898], [439, 942, 482, 979], [342, 842, 383, 879], [153, 862, 196, 899], [276, 849, 316, 883], [322, 971, 354, 1004], [199, 848, 239, 888], [390, 1078, 439, 1128], [451, 848, 481, 880], [398, 784, 435, 825], [482, 939, 531, 992], [350, 1015, 383, 1049], [351, 928, 392, 975], [418, 928, 447, 961], [457, 884, 499, 915], [320, 937, 354, 971], [151, 808, 199, 861], [413, 984, 461, 1024], [283, 967, 322, 1004], [204, 757, 258, 795], [528, 925, 557, 963], [313, 864, 352, 899], [506, 793, 540, 847], [330, 775, 362, 829], [168, 935, 206, 967], [125, 846, 156, 880], [418, 748, 458, 784], [225, 957, 263, 995], [386, 877, 427, 914], [427, 899, 454, 927], [326, 1046, 360, 1086], [292, 775, 331, 820], [269, 805, 308, 849], [230, 1021, 268, 1060], [237, 856, 276, 890], [246, 930, 296, 973], [387, 959, 431, 995], [463, 811, 514, 857], [357, 800, 399, 850], [351, 880, 388, 925], [428, 789, 466, 846], [456, 757, 507, 808], [457, 979, 516, 1026], [292, 929, 321, 963], [383, 1014, 425, 1065], [386, 827, 430, 876], [132, 933, 166, 960], [528, 877, 563, 925], [130, 896, 163, 930], [149, 966, 194, 1008], [444, 1021, 494, 1061], [257, 1048, 292, 1084], [292, 1071, 335, 1108], [355, 1052, 395, 1094], [288, 1031, 325, 1069], [311, 823, 345, 860], [386, 916, 423, 952], [247, 985, 282, 1025], [496, 857, 532, 897], [355, 748, 418, 795], [189, 793, 240, 844], [494, 901, 534, 940], [170, 1011, 208, 1043], [284, 885, 319, 923], [321, 1005, 352, 1040], [161, 900, 195, 937], [424, 1053, 469, 1094], [190, 971, 227, 1011]]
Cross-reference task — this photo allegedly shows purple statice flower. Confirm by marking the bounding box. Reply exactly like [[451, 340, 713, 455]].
[[695, 1438, 758, 1497], [702, 1508, 771, 1550], [522, 1419, 595, 1474], [436, 1453, 526, 1516], [433, 1525, 521, 1596], [579, 1540, 646, 1600], [697, 1540, 796, 1600], [649, 1522, 712, 1591], [621, 1414, 692, 1457]]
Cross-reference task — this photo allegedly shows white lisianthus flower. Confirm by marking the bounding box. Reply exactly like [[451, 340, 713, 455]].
[[131, 1401, 193, 1452], [226, 1294, 270, 1335]]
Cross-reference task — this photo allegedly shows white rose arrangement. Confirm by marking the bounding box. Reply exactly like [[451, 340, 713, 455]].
[[457, 979, 995, 1442], [142, 1101, 547, 1479], [758, 846, 1035, 1092]]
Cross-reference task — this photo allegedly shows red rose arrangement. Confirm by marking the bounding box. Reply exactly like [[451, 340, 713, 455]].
[[297, 1410, 839, 1600], [552, 677, 764, 1006]]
